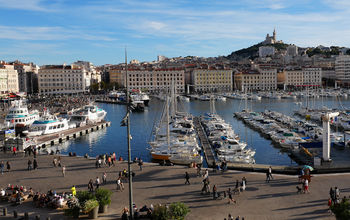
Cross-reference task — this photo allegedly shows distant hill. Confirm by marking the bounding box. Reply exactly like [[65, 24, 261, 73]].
[[227, 42, 289, 60]]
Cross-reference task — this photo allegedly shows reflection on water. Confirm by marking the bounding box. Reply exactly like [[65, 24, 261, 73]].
[[59, 97, 350, 165]]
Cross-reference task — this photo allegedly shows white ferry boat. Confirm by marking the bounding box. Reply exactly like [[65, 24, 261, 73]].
[[4, 100, 39, 128], [69, 104, 107, 127], [23, 112, 73, 137]]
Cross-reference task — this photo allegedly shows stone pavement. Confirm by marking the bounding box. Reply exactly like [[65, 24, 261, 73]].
[[0, 154, 344, 219]]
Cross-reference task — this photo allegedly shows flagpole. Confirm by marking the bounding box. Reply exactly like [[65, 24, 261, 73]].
[[125, 48, 134, 219]]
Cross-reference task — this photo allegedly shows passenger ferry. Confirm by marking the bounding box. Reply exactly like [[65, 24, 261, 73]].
[[4, 100, 39, 128], [69, 104, 107, 127], [23, 111, 74, 137]]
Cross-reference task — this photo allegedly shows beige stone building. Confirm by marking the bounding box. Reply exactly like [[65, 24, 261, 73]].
[[234, 70, 260, 91], [0, 64, 19, 94], [234, 68, 277, 91], [335, 55, 350, 84], [125, 69, 185, 93], [284, 68, 303, 87], [38, 65, 91, 95], [109, 69, 124, 86], [283, 67, 322, 88], [192, 69, 232, 92]]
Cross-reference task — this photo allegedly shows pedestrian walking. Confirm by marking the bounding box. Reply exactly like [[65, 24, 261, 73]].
[[6, 161, 11, 172], [304, 179, 309, 193], [0, 161, 3, 174], [185, 172, 190, 185], [57, 156, 61, 167], [95, 177, 100, 189], [266, 169, 271, 183], [241, 177, 247, 191], [268, 166, 273, 180], [196, 164, 201, 177], [88, 179, 94, 192], [234, 180, 240, 194], [27, 159, 32, 171], [116, 177, 124, 191], [53, 158, 57, 167], [13, 146, 16, 156], [335, 187, 340, 199], [138, 158, 143, 171], [102, 172, 107, 184], [33, 159, 38, 170], [71, 185, 76, 197], [62, 166, 66, 177], [227, 188, 236, 204], [330, 187, 334, 203], [213, 185, 218, 200]]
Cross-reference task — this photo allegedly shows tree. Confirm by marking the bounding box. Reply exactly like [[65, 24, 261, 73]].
[[331, 198, 350, 220]]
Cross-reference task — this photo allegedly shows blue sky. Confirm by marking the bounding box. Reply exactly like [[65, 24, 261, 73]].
[[0, 0, 349, 65]]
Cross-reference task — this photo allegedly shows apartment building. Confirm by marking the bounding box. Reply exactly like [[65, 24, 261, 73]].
[[126, 69, 185, 93], [284, 67, 322, 88], [303, 67, 322, 86], [109, 69, 124, 86], [38, 65, 91, 95], [0, 64, 19, 93], [13, 62, 39, 94], [234, 69, 260, 91], [234, 68, 277, 91], [284, 68, 303, 87], [335, 55, 350, 83], [192, 69, 232, 92], [259, 68, 277, 90]]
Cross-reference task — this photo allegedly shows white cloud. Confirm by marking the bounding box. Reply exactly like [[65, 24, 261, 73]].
[[0, 26, 117, 41], [0, 0, 46, 11]]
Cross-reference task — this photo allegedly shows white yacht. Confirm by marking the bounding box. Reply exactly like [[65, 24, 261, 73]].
[[23, 111, 73, 137], [70, 104, 107, 127], [4, 100, 39, 128]]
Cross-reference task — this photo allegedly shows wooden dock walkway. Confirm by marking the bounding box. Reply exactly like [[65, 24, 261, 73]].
[[95, 99, 127, 105], [194, 117, 216, 167], [33, 121, 111, 149]]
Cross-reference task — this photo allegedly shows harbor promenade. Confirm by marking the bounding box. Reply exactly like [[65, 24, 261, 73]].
[[0, 154, 342, 219]]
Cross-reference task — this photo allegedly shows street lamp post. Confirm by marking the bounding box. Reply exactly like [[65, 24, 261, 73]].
[[125, 49, 134, 219]]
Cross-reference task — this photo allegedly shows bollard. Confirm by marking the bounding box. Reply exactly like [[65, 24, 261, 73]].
[[13, 210, 17, 218], [24, 212, 29, 220], [46, 217, 51, 220], [35, 215, 40, 220], [3, 208, 7, 216]]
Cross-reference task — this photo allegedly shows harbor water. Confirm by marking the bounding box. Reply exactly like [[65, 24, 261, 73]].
[[56, 96, 350, 166]]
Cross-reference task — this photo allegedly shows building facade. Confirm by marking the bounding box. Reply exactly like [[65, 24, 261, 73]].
[[259, 68, 277, 90], [335, 55, 350, 83], [0, 64, 19, 94], [192, 69, 232, 92], [109, 69, 124, 86], [38, 65, 91, 95], [14, 63, 39, 94], [234, 70, 260, 91], [284, 68, 303, 87], [126, 69, 185, 93], [302, 67, 322, 86]]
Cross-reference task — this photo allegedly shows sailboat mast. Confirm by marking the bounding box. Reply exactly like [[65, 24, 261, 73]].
[[166, 96, 170, 148]]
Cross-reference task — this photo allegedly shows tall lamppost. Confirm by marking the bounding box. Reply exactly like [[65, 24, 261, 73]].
[[121, 48, 134, 219]]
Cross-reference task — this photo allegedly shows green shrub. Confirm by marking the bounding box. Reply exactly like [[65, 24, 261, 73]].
[[76, 191, 96, 207], [331, 198, 350, 220], [169, 202, 190, 220], [95, 188, 113, 206], [83, 199, 99, 213], [152, 204, 169, 220], [152, 202, 190, 220]]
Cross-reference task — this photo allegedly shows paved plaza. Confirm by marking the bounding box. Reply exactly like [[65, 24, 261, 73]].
[[0, 154, 345, 219]]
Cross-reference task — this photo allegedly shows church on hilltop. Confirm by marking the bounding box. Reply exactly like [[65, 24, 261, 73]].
[[262, 28, 283, 45]]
